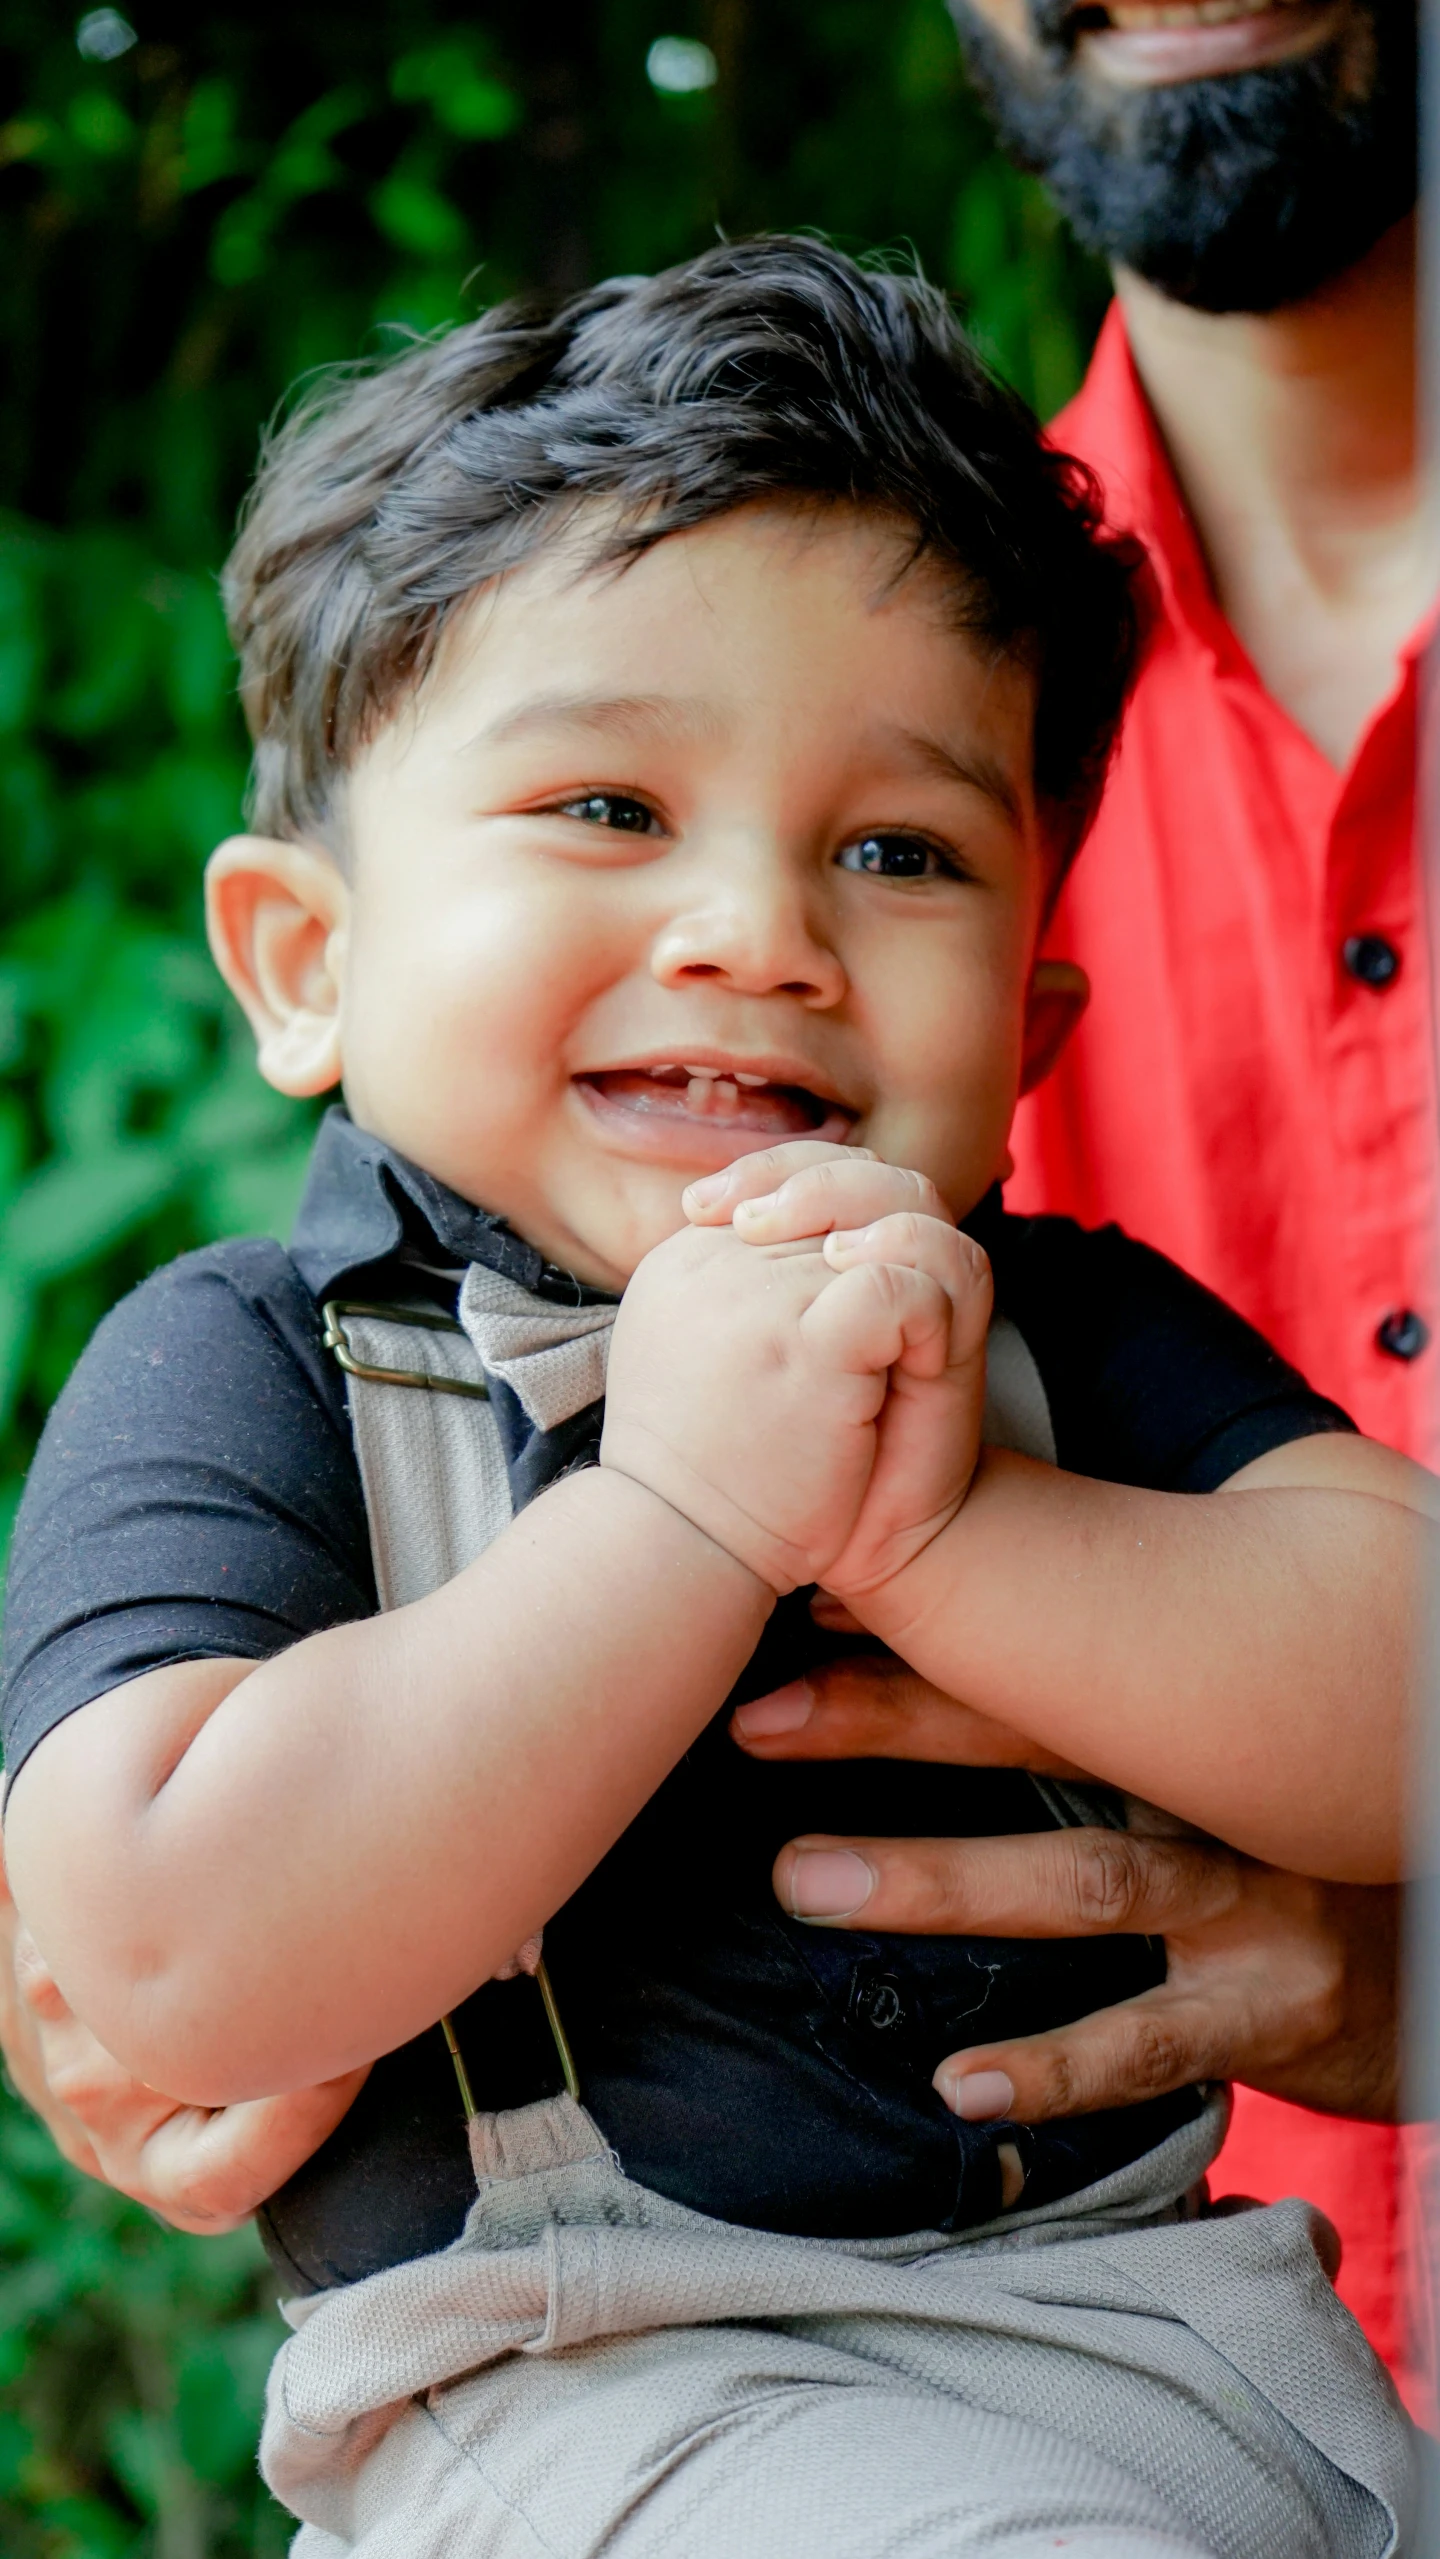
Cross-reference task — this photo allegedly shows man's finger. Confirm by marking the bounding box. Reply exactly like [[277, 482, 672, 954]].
[[733, 1654, 1087, 1774], [930, 1984, 1245, 2124], [773, 1826, 1247, 1938]]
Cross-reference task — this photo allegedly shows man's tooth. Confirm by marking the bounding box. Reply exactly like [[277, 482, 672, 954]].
[[734, 1072, 768, 1088]]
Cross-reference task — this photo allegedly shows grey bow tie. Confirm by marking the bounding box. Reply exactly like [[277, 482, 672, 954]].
[[458, 1262, 617, 1431]]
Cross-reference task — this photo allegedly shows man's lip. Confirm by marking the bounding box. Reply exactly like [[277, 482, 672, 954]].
[[1073, 0, 1345, 80]]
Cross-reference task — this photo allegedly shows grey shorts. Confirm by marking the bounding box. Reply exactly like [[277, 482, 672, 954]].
[[264, 2094, 1414, 2559]]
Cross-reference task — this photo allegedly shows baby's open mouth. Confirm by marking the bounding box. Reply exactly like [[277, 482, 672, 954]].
[[577, 1064, 856, 1147]]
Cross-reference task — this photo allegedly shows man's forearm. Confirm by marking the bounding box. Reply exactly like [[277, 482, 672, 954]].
[[848, 1450, 1417, 1881], [6, 1469, 770, 2105]]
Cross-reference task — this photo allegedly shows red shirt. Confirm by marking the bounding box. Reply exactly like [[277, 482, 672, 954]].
[[1010, 303, 1436, 2394]]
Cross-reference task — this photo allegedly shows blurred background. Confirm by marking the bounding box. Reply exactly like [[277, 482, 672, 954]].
[[0, 6, 1105, 2550]]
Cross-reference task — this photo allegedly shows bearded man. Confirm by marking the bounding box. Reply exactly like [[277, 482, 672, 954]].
[[769, 0, 1428, 2396]]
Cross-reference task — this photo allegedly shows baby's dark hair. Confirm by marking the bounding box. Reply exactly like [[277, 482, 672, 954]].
[[225, 235, 1144, 862]]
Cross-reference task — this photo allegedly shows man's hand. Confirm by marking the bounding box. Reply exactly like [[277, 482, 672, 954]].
[[0, 1834, 367, 2230], [739, 1649, 1398, 2126], [606, 1141, 989, 1595]]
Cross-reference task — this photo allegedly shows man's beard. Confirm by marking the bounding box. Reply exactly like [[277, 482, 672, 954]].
[[947, 0, 1416, 312]]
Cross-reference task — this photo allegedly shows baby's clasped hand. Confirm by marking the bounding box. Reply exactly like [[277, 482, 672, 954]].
[[599, 1142, 992, 1599]]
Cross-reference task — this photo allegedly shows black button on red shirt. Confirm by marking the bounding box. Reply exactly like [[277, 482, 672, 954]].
[[1376, 1309, 1429, 1361], [1343, 934, 1402, 989]]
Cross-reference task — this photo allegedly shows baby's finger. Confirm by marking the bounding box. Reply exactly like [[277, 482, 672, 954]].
[[797, 1257, 954, 1384], [733, 1159, 949, 1246], [682, 1141, 870, 1224], [824, 1217, 990, 1367]]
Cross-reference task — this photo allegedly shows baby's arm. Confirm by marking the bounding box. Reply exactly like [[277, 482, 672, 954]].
[[4, 1199, 979, 2108], [6, 1473, 768, 2105], [695, 1148, 1431, 1886], [855, 1430, 1427, 1883]]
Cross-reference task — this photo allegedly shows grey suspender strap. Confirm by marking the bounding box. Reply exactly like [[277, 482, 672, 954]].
[[325, 1299, 579, 2110]]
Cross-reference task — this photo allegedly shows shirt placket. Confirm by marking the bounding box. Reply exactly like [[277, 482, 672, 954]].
[[1323, 656, 1439, 1462]]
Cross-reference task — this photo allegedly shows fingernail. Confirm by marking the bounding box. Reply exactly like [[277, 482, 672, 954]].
[[786, 1849, 875, 1920], [734, 1191, 777, 1223], [734, 1682, 813, 1738], [682, 1172, 731, 1209], [936, 2067, 1015, 2122]]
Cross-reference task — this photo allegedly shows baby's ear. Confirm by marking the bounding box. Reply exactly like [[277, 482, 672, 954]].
[[1019, 958, 1089, 1096], [205, 836, 348, 1097]]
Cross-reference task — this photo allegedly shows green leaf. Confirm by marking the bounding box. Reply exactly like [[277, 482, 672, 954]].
[[1, 1145, 180, 1283], [176, 2322, 275, 2485], [67, 91, 134, 160], [198, 1136, 316, 1242], [369, 172, 467, 262], [436, 76, 521, 142], [179, 76, 257, 194], [158, 576, 234, 735], [392, 47, 521, 140], [0, 549, 43, 736]]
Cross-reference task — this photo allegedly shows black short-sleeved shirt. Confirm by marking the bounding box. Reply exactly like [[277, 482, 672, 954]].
[[1, 1110, 1354, 2290]]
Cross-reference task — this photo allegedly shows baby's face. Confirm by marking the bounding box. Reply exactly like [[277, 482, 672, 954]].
[[328, 504, 1050, 1289]]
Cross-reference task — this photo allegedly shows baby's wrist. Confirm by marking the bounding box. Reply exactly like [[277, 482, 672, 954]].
[[597, 1426, 801, 1600], [822, 1492, 972, 1641]]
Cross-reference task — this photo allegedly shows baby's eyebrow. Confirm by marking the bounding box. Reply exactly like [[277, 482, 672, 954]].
[[459, 691, 722, 755], [874, 722, 1024, 830]]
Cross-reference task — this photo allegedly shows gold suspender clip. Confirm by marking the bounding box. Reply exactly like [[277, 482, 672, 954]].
[[321, 1299, 491, 1400]]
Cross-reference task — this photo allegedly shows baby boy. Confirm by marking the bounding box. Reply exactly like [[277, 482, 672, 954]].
[[0, 239, 1425, 2555]]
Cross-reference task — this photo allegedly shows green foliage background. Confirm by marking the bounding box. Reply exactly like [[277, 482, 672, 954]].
[[0, 5, 1106, 2549]]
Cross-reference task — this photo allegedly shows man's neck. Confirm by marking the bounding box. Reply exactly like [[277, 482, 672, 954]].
[[1116, 216, 1432, 769]]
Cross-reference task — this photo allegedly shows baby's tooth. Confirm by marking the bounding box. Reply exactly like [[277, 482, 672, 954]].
[[716, 1080, 740, 1111], [686, 1075, 714, 1111], [734, 1072, 768, 1088]]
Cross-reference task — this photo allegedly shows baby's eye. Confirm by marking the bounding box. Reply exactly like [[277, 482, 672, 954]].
[[555, 791, 660, 835], [837, 832, 958, 881]]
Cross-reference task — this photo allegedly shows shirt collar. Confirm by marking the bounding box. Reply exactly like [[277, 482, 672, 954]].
[[1049, 301, 1230, 661], [288, 1107, 609, 1306]]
